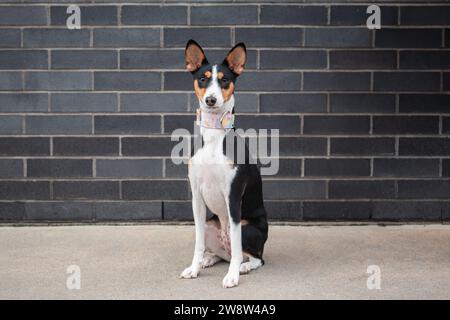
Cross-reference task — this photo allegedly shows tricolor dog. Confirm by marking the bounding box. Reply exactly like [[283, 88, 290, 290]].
[[179, 40, 269, 288]]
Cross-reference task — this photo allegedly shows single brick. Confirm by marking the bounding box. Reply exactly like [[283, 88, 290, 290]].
[[398, 180, 450, 199], [375, 29, 441, 48], [165, 159, 188, 178], [0, 202, 25, 220], [304, 116, 370, 134], [330, 51, 396, 69], [442, 117, 450, 133], [374, 159, 439, 177], [0, 29, 21, 48], [94, 202, 162, 221], [0, 181, 50, 200], [27, 159, 92, 178], [260, 50, 327, 69], [0, 93, 48, 113], [264, 201, 303, 220], [25, 72, 92, 91], [0, 159, 23, 178], [261, 159, 302, 177], [238, 72, 302, 91], [0, 137, 50, 156], [0, 6, 47, 26], [51, 6, 118, 26], [329, 180, 396, 199], [0, 116, 22, 134], [305, 159, 370, 177], [94, 115, 161, 134], [164, 27, 230, 47], [94, 28, 160, 48], [235, 28, 302, 47], [163, 201, 192, 220], [373, 116, 439, 135], [400, 51, 450, 69], [96, 159, 162, 178], [53, 137, 119, 156], [51, 50, 118, 69], [0, 72, 23, 90], [330, 5, 397, 25], [53, 181, 120, 200], [260, 5, 327, 25], [331, 138, 395, 156], [442, 160, 450, 177], [164, 71, 197, 90], [330, 94, 396, 113], [263, 180, 326, 200], [443, 73, 450, 91], [26, 116, 92, 135], [303, 201, 371, 220], [279, 137, 327, 156], [163, 115, 197, 133], [399, 138, 450, 156], [122, 5, 187, 25], [23, 29, 91, 48], [260, 93, 327, 113], [399, 94, 450, 113], [122, 137, 179, 157], [305, 28, 371, 48], [121, 49, 184, 69], [24, 202, 93, 221], [303, 72, 370, 91], [400, 6, 450, 25], [372, 201, 442, 221], [191, 6, 258, 25], [51, 93, 117, 113], [94, 72, 161, 91], [235, 115, 301, 135], [122, 180, 189, 200], [373, 72, 440, 92], [446, 29, 450, 48], [0, 50, 47, 69], [121, 93, 188, 112]]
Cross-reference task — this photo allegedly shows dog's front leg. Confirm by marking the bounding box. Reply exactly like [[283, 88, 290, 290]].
[[180, 186, 206, 279], [222, 199, 243, 288]]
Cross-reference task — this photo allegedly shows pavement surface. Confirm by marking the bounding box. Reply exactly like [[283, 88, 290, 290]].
[[1, 224, 450, 300]]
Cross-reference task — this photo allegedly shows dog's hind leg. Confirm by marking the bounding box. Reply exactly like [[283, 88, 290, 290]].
[[240, 254, 263, 274], [201, 252, 222, 268], [240, 223, 266, 275]]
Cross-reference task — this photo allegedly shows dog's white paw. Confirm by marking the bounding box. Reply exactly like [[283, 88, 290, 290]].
[[239, 262, 252, 274], [180, 266, 199, 279], [201, 253, 221, 269], [222, 271, 239, 288]]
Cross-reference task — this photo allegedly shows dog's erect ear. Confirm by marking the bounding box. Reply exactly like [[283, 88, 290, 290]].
[[223, 43, 246, 75], [185, 40, 208, 73]]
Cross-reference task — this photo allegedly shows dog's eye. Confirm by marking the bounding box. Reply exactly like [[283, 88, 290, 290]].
[[199, 76, 206, 82], [221, 77, 228, 83]]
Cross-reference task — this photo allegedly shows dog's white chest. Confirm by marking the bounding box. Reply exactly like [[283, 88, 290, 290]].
[[189, 133, 237, 218]]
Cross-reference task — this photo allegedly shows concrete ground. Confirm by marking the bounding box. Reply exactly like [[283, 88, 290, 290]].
[[1, 224, 450, 299]]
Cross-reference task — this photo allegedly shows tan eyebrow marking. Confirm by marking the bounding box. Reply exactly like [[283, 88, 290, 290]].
[[217, 72, 224, 80], [204, 71, 212, 78]]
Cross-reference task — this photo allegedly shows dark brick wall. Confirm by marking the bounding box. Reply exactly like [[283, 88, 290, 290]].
[[0, 0, 450, 222]]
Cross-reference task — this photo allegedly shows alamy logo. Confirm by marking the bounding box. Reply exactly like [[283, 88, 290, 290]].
[[366, 265, 381, 290], [66, 265, 81, 290], [366, 5, 381, 29], [171, 125, 280, 176], [66, 5, 81, 30]]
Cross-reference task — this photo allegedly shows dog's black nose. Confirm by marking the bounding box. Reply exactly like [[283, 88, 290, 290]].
[[205, 96, 217, 107]]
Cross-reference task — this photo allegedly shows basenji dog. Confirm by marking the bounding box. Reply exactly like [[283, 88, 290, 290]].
[[179, 40, 269, 288]]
